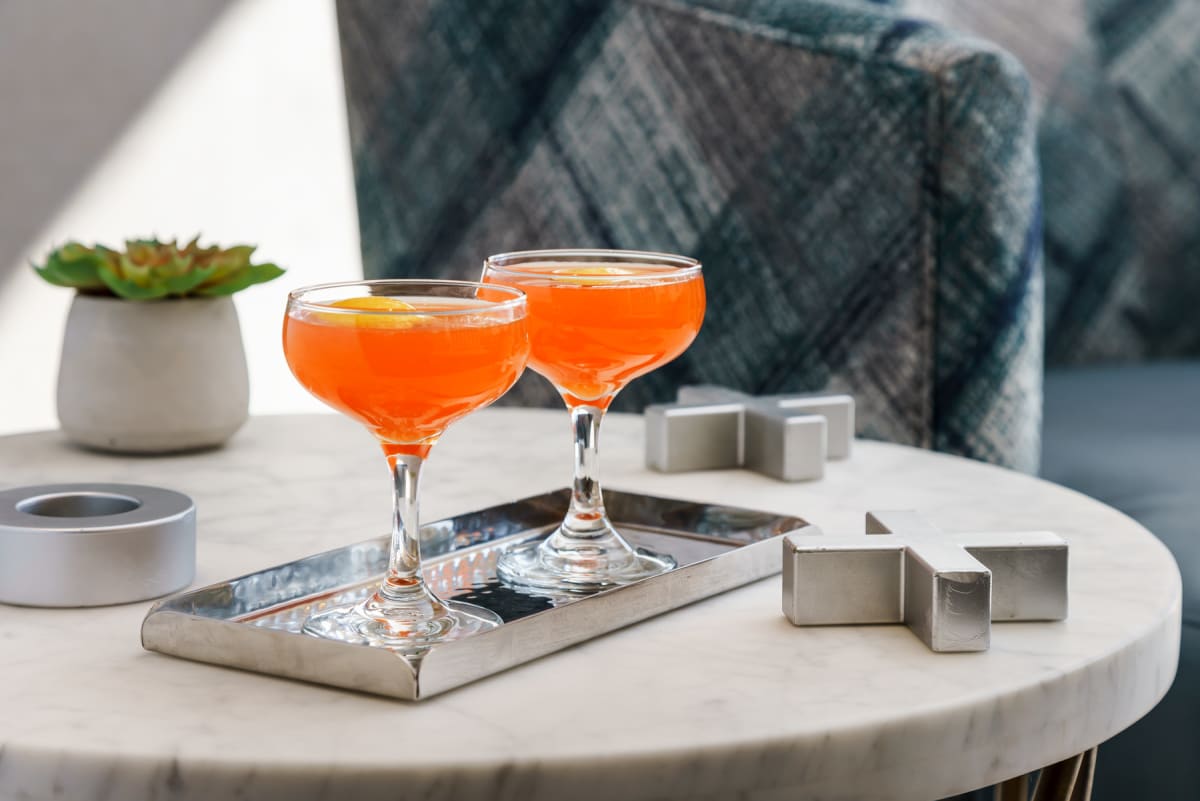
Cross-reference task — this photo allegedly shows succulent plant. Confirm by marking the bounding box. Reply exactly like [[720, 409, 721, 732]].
[[33, 237, 285, 300]]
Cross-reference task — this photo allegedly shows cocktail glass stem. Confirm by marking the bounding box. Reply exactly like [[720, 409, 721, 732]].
[[371, 452, 447, 616], [562, 405, 609, 536], [497, 402, 674, 591], [536, 404, 642, 572], [303, 446, 501, 646]]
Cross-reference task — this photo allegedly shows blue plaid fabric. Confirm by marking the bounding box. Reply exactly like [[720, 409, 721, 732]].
[[909, 0, 1200, 364], [1041, 0, 1200, 363], [337, 0, 1044, 471]]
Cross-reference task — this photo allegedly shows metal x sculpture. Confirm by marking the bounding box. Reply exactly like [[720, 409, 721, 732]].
[[783, 511, 1068, 652], [645, 385, 854, 481]]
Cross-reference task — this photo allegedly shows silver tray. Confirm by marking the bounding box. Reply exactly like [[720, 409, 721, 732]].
[[141, 488, 809, 700]]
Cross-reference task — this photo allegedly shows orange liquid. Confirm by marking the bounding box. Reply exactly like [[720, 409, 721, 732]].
[[485, 263, 705, 407], [283, 297, 529, 456]]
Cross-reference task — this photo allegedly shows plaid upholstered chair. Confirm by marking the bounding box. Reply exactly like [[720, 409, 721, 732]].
[[336, 0, 1044, 474], [336, 0, 1195, 797]]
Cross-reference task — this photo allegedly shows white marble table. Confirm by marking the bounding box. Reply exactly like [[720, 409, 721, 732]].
[[0, 410, 1181, 801]]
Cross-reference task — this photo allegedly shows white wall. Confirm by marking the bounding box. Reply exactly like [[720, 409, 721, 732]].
[[0, 0, 231, 261], [0, 0, 360, 435]]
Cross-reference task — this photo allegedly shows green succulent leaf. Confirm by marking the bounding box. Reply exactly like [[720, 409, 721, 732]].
[[97, 261, 172, 300], [197, 246, 255, 286], [160, 253, 195, 279], [194, 262, 285, 296], [224, 244, 257, 262], [117, 253, 154, 286], [162, 261, 220, 295], [32, 243, 108, 290]]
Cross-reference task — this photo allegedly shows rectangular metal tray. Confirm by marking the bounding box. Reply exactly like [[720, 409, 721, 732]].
[[141, 488, 809, 700]]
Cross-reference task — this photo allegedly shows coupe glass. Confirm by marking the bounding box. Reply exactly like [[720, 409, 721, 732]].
[[482, 249, 705, 593], [283, 280, 530, 651]]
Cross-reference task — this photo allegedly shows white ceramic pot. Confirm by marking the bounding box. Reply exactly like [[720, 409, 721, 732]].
[[57, 294, 250, 453]]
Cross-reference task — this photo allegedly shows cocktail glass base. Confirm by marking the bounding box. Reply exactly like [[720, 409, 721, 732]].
[[497, 530, 676, 595], [302, 594, 502, 653]]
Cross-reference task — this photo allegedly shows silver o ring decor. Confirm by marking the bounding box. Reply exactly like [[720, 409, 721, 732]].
[[0, 483, 195, 607]]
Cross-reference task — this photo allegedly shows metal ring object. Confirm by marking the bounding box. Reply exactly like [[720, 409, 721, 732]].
[[0, 483, 195, 607]]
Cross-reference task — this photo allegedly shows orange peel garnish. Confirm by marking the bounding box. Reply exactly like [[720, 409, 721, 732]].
[[313, 296, 426, 329], [550, 265, 638, 285]]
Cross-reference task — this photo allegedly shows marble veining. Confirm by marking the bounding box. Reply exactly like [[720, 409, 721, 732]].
[[0, 410, 1181, 801]]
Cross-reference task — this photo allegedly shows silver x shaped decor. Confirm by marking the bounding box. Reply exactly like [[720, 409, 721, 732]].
[[644, 385, 854, 481], [783, 511, 1068, 652]]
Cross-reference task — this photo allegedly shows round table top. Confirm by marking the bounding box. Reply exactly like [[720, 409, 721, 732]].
[[0, 411, 1181, 801]]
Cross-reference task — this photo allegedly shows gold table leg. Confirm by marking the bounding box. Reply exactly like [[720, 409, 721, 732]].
[[1028, 747, 1098, 801], [992, 747, 1097, 801], [994, 774, 1030, 801]]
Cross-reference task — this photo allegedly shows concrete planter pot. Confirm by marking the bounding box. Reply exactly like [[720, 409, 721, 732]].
[[57, 294, 249, 453]]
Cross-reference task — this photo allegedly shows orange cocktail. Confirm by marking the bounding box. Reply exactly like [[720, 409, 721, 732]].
[[489, 261, 706, 408], [285, 295, 529, 457], [482, 250, 705, 594], [283, 280, 529, 651]]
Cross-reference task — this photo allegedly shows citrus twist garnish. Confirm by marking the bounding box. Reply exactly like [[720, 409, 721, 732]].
[[314, 296, 426, 328], [551, 265, 639, 285]]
